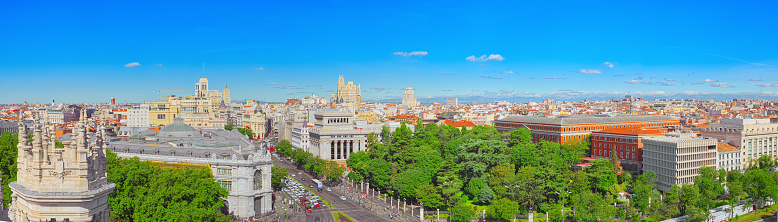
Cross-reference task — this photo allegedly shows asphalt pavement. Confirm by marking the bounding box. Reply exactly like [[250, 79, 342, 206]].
[[273, 154, 391, 222]]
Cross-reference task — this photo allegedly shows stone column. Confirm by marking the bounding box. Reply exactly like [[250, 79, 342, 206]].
[[337, 140, 342, 159], [420, 206, 424, 221]]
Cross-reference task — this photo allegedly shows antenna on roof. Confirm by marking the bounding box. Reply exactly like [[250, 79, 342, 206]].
[[202, 63, 205, 77]]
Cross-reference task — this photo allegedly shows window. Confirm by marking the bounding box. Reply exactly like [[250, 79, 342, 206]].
[[157, 114, 166, 119], [254, 170, 262, 190], [219, 180, 233, 191], [217, 168, 232, 175]]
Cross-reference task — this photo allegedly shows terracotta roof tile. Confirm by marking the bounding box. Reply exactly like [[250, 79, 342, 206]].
[[717, 142, 739, 152]]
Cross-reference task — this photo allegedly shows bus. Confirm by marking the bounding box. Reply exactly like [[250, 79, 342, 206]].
[[312, 179, 323, 191]]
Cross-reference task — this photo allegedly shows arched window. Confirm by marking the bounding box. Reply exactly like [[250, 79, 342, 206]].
[[253, 170, 262, 190]]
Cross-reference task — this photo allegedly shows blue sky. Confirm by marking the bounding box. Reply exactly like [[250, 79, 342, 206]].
[[2, 1, 778, 103]]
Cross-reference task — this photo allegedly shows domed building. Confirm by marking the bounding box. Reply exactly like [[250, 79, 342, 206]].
[[106, 118, 273, 219], [157, 117, 200, 138]]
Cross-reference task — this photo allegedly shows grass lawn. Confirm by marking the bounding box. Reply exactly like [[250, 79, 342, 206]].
[[731, 204, 776, 222], [332, 211, 356, 222]]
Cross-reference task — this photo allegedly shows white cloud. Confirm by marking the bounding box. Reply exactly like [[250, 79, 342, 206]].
[[602, 62, 616, 68], [502, 71, 514, 74], [655, 82, 675, 86], [613, 74, 622, 77], [701, 79, 718, 82], [665, 79, 675, 81], [710, 82, 732, 88], [466, 54, 505, 62], [625, 80, 643, 84], [749, 78, 763, 81], [691, 82, 705, 85], [254, 67, 265, 70], [371, 87, 386, 92], [266, 83, 278, 85], [577, 69, 603, 74], [480, 75, 504, 80], [124, 62, 141, 67], [544, 77, 568, 80], [757, 83, 778, 87], [393, 51, 428, 57]]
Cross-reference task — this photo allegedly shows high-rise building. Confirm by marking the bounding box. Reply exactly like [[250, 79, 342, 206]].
[[446, 98, 458, 107], [402, 87, 419, 107], [642, 132, 717, 192], [701, 118, 778, 169], [9, 111, 115, 221], [330, 75, 361, 107], [196, 77, 209, 98]]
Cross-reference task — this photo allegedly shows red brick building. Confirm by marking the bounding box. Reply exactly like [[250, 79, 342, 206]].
[[591, 127, 667, 173], [495, 115, 679, 143]]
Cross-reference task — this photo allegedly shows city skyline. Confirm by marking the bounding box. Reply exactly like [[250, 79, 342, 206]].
[[2, 1, 778, 104]]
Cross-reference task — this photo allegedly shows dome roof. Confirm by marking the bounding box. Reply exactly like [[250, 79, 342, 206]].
[[157, 118, 199, 138]]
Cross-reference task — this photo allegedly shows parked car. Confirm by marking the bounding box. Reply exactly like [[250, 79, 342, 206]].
[[326, 187, 331, 191], [340, 196, 346, 200]]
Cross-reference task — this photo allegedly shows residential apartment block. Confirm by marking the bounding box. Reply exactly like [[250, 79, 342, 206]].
[[591, 127, 666, 173]]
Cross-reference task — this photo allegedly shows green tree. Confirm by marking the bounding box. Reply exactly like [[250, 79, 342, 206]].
[[323, 160, 344, 183], [0, 132, 19, 208], [451, 201, 475, 222], [743, 169, 777, 208], [509, 167, 546, 215], [224, 124, 233, 131], [679, 184, 701, 215], [106, 150, 231, 222], [488, 162, 515, 197], [632, 170, 657, 214], [507, 128, 531, 147], [486, 198, 519, 222], [478, 185, 496, 205], [415, 184, 444, 209], [569, 170, 590, 195], [456, 139, 511, 182], [662, 184, 682, 219], [588, 159, 617, 195], [726, 181, 743, 221], [571, 190, 616, 222], [347, 172, 362, 183], [271, 164, 288, 191], [694, 166, 723, 203], [392, 168, 433, 201], [464, 177, 485, 200]]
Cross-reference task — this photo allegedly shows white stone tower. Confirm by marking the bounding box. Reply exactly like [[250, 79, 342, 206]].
[[8, 110, 115, 222], [196, 77, 209, 98], [223, 84, 231, 104], [402, 87, 419, 107]]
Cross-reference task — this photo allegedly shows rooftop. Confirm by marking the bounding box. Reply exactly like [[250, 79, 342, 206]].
[[595, 127, 666, 136], [717, 142, 739, 152], [499, 115, 679, 125]]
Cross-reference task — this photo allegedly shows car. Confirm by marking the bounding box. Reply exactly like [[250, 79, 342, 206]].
[[315, 204, 321, 209], [306, 209, 312, 213], [326, 188, 331, 191], [291, 174, 295, 177], [340, 196, 346, 200], [302, 178, 305, 181]]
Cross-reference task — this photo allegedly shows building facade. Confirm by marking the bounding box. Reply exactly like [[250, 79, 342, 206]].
[[717, 142, 741, 172], [127, 106, 150, 127], [642, 132, 717, 192], [291, 124, 311, 152], [446, 98, 458, 107], [495, 115, 680, 144], [701, 118, 778, 169], [330, 75, 361, 107], [590, 127, 666, 173], [9, 112, 115, 222], [402, 87, 419, 107], [107, 118, 273, 219], [308, 111, 381, 162]]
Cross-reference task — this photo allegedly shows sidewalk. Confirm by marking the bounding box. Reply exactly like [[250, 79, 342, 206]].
[[336, 182, 420, 222]]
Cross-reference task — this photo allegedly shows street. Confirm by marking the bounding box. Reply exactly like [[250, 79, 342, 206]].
[[272, 154, 391, 222]]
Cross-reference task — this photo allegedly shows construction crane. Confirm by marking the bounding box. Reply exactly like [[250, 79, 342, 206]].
[[152, 90, 185, 101]]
